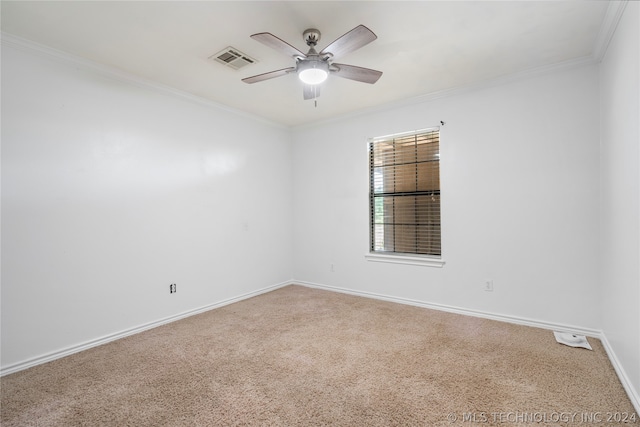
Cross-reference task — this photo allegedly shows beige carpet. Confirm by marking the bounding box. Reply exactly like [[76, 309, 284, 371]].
[[1, 285, 636, 426]]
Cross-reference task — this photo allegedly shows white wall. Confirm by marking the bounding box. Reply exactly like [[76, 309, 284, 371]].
[[600, 1, 640, 400], [1, 43, 293, 369], [2, 6, 637, 406], [292, 64, 601, 330]]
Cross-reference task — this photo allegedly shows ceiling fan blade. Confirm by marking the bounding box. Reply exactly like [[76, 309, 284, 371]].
[[250, 32, 306, 59], [320, 25, 377, 60], [242, 67, 296, 84], [303, 84, 321, 100], [331, 63, 382, 84]]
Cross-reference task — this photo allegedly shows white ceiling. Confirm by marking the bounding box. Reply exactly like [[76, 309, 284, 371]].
[[1, 1, 610, 127]]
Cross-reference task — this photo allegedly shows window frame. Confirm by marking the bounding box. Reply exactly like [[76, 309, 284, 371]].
[[366, 127, 445, 268]]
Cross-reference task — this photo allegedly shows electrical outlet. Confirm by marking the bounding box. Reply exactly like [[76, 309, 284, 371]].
[[484, 280, 494, 292], [170, 283, 177, 294]]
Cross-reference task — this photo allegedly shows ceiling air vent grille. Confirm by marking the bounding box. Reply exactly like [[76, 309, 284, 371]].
[[210, 47, 257, 70]]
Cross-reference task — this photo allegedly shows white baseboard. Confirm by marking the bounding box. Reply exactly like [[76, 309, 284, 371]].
[[600, 334, 640, 414], [4, 279, 638, 414], [296, 280, 600, 336], [0, 280, 294, 377], [295, 280, 639, 413]]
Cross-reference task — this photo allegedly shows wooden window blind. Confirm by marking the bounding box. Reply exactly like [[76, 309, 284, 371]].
[[369, 128, 441, 256]]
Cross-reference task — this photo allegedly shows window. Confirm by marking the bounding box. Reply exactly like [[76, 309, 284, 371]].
[[369, 128, 441, 258]]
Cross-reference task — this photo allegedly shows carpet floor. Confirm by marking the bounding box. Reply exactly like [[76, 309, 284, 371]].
[[1, 285, 636, 426]]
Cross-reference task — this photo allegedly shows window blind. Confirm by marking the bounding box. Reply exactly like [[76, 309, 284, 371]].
[[369, 128, 441, 256]]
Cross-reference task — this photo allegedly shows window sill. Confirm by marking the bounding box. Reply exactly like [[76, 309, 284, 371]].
[[365, 253, 445, 268]]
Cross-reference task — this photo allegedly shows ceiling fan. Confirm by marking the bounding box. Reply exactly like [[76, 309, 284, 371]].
[[242, 25, 383, 100]]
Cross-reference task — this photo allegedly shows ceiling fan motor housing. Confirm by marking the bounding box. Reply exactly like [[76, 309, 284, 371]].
[[303, 29, 321, 46]]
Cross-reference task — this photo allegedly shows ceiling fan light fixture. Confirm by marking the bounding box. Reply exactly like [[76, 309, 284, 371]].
[[244, 25, 382, 100], [297, 60, 329, 85]]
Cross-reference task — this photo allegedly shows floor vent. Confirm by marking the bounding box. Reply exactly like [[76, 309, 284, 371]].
[[210, 47, 257, 70]]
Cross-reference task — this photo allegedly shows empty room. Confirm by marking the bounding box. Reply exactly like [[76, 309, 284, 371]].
[[1, 1, 638, 425]]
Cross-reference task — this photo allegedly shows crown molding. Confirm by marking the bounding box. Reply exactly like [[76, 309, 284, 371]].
[[0, 32, 287, 131], [592, 1, 629, 62], [3, 0, 626, 134], [293, 54, 597, 132], [293, 2, 628, 132]]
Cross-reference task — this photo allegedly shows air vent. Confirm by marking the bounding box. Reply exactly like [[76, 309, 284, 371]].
[[210, 47, 257, 70]]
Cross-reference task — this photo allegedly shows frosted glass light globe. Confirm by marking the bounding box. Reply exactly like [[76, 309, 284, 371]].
[[298, 61, 329, 85]]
